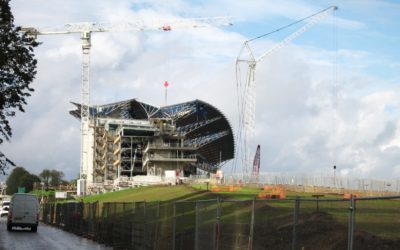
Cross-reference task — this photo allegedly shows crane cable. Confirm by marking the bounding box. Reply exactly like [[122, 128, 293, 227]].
[[246, 6, 336, 43]]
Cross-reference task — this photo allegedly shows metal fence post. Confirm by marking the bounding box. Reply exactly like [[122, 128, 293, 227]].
[[292, 197, 300, 250], [248, 198, 255, 250], [154, 201, 160, 250], [173, 202, 176, 250], [215, 197, 221, 250], [94, 201, 99, 240], [195, 201, 199, 250], [143, 201, 147, 248], [352, 197, 356, 248], [347, 195, 355, 250]]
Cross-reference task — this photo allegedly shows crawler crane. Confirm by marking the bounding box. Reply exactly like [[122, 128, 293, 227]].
[[236, 6, 337, 177]]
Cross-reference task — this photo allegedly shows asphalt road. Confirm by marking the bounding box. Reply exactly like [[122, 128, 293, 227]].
[[0, 218, 111, 250]]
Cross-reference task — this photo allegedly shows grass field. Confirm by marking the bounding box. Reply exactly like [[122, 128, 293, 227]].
[[81, 185, 216, 203], [87, 184, 400, 239], [34, 184, 399, 249], [36, 184, 399, 239]]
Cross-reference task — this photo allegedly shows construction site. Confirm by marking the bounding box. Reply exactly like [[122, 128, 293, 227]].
[[21, 5, 398, 199], [4, 3, 400, 250], [70, 99, 234, 194], [58, 7, 339, 195], [34, 6, 340, 195]]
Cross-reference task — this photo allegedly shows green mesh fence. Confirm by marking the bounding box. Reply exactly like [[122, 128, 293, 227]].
[[219, 200, 253, 250], [252, 199, 295, 250], [295, 198, 349, 250], [39, 195, 400, 250], [174, 201, 196, 250], [195, 199, 219, 250], [353, 197, 400, 249]]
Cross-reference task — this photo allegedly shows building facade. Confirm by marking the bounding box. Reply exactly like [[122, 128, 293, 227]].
[[70, 99, 234, 193]]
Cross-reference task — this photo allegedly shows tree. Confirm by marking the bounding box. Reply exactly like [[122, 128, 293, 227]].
[[0, 152, 13, 175], [0, 0, 39, 174], [49, 170, 64, 187], [5, 166, 38, 194], [20, 173, 40, 193], [39, 169, 65, 188], [39, 169, 51, 187]]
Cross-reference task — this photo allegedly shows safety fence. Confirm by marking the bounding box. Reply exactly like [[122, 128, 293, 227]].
[[41, 195, 400, 250], [193, 173, 400, 193]]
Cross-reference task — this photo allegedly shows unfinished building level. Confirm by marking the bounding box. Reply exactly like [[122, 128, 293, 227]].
[[70, 99, 234, 193]]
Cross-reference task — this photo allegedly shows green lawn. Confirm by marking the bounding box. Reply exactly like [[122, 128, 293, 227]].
[[81, 184, 276, 203], [54, 184, 400, 239], [81, 185, 216, 203]]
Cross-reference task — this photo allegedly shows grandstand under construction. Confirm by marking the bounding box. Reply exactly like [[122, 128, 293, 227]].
[[70, 99, 234, 194]]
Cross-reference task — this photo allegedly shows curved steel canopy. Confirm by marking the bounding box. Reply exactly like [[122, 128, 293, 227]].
[[70, 99, 234, 172]]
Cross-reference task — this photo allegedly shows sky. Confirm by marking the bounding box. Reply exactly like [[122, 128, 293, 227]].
[[1, 0, 400, 181]]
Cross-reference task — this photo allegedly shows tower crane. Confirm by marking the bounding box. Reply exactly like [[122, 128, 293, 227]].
[[21, 17, 232, 195], [235, 6, 337, 178]]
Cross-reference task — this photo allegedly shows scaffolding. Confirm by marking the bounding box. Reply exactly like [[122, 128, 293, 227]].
[[71, 99, 235, 194]]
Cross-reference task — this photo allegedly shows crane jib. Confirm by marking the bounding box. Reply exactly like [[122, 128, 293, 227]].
[[19, 16, 233, 196]]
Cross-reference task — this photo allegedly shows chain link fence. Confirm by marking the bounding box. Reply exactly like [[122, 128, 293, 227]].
[[222, 173, 400, 193], [174, 201, 196, 249], [41, 195, 400, 249]]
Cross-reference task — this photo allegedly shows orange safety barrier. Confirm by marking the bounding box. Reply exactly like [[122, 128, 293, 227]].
[[343, 193, 361, 199], [211, 185, 238, 192], [258, 185, 286, 199], [263, 185, 274, 191]]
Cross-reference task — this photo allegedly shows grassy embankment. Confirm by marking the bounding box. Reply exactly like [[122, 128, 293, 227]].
[[86, 184, 399, 238], [33, 184, 400, 238], [82, 185, 214, 203]]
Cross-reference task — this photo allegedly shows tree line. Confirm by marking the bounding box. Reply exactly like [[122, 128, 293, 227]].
[[5, 167, 68, 195]]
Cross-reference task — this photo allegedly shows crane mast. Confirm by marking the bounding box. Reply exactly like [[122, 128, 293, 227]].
[[236, 6, 337, 179], [81, 31, 91, 182], [22, 17, 232, 195]]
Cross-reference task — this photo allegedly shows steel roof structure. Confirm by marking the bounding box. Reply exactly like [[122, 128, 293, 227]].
[[70, 99, 234, 172]]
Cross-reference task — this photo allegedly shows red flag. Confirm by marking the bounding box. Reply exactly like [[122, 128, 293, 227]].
[[164, 81, 169, 87]]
